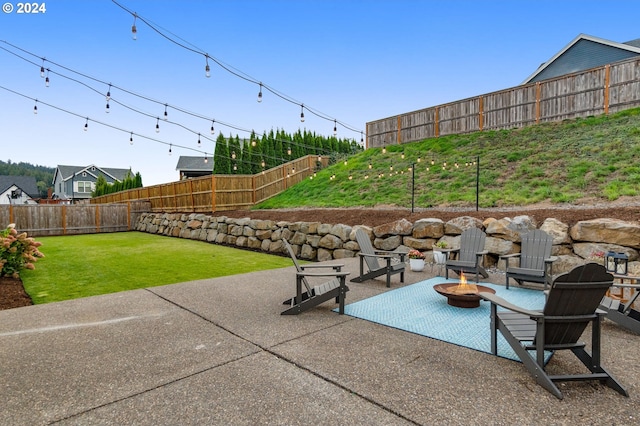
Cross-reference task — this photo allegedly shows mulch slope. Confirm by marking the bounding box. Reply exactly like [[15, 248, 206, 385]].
[[4, 204, 639, 311]]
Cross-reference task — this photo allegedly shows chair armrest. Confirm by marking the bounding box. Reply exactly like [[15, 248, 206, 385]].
[[500, 253, 521, 260], [477, 250, 488, 255], [479, 292, 543, 318], [297, 271, 350, 278], [359, 252, 403, 260], [300, 264, 344, 272], [544, 256, 557, 264]]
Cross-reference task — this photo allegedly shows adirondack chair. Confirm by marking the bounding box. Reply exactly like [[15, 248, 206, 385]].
[[351, 228, 405, 288], [444, 228, 488, 283], [502, 229, 556, 290], [479, 263, 628, 400], [281, 239, 350, 315]]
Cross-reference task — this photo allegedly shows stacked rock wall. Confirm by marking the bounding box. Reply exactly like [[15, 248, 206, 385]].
[[135, 212, 640, 276]]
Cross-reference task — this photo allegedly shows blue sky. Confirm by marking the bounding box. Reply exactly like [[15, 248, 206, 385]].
[[1, 0, 639, 186]]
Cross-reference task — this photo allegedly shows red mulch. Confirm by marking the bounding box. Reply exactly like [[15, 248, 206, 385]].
[[3, 203, 639, 311]]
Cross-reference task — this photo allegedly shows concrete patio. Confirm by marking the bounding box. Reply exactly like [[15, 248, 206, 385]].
[[1, 257, 638, 425]]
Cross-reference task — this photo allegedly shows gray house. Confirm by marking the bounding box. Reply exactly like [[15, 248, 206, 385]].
[[0, 175, 39, 205], [52, 165, 131, 203], [523, 33, 640, 84], [176, 156, 213, 179]]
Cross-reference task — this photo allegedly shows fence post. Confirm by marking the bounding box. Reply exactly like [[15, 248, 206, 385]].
[[604, 64, 610, 115], [62, 205, 67, 235], [435, 106, 440, 137], [479, 96, 484, 131], [95, 205, 101, 233], [397, 116, 402, 144], [211, 174, 216, 213], [535, 82, 541, 124]]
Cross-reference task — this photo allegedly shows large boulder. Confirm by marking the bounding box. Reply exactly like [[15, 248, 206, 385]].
[[570, 219, 640, 249], [485, 216, 537, 242], [444, 216, 483, 234], [539, 218, 571, 245], [412, 218, 445, 239], [373, 219, 413, 238]]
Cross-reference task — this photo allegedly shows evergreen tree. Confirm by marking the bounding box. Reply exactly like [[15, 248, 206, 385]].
[[213, 134, 231, 174]]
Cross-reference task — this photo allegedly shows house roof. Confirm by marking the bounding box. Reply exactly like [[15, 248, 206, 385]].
[[53, 165, 131, 183], [176, 156, 212, 172], [523, 34, 640, 84], [0, 175, 39, 198]]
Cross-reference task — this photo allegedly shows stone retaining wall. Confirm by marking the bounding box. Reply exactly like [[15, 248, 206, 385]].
[[135, 212, 640, 276]]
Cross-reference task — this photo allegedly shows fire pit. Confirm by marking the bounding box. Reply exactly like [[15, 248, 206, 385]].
[[433, 274, 495, 308]]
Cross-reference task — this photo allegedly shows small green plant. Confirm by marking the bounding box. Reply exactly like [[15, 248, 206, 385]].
[[1, 224, 44, 278], [408, 249, 425, 259], [434, 241, 448, 249]]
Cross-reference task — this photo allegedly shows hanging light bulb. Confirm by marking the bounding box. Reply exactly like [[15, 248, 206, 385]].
[[368, 162, 372, 169], [344, 159, 348, 166], [129, 132, 134, 145], [333, 119, 337, 136], [257, 83, 263, 103], [287, 147, 291, 156], [417, 157, 421, 163], [131, 14, 137, 40], [361, 131, 364, 145], [45, 70, 50, 87], [205, 55, 211, 78], [155, 117, 160, 133], [197, 133, 201, 146], [261, 159, 265, 168], [251, 139, 256, 147], [231, 151, 236, 160], [300, 105, 305, 122], [105, 101, 110, 113], [390, 164, 394, 171], [292, 166, 296, 173], [401, 151, 405, 159], [33, 100, 38, 114], [318, 154, 322, 161], [382, 145, 386, 154], [210, 119, 215, 135], [84, 118, 88, 131], [40, 63, 45, 78], [163, 104, 168, 121], [348, 175, 353, 180], [204, 155, 208, 164], [233, 163, 237, 171], [106, 84, 111, 101], [169, 144, 172, 156]]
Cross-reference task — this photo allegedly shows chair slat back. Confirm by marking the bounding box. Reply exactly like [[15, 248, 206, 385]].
[[458, 228, 486, 262], [355, 228, 382, 271], [520, 229, 553, 271], [283, 238, 311, 292], [542, 263, 613, 344]]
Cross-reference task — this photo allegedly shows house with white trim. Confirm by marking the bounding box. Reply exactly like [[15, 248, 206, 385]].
[[0, 175, 39, 205], [52, 165, 131, 203]]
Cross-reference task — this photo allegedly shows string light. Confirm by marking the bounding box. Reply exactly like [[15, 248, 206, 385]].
[[163, 104, 168, 120], [210, 119, 215, 135], [333, 119, 337, 136], [131, 14, 137, 40], [129, 132, 134, 145], [33, 99, 37, 114], [105, 100, 110, 113], [45, 69, 50, 87], [368, 162, 372, 169], [84, 117, 88, 131], [205, 55, 211, 78], [401, 151, 405, 159], [39, 60, 45, 78], [257, 83, 262, 103], [382, 146, 387, 154], [300, 105, 305, 122], [233, 163, 237, 171], [197, 133, 201, 146], [106, 84, 111, 101], [169, 143, 172, 155], [361, 131, 364, 145], [155, 117, 160, 133], [231, 151, 236, 160], [287, 147, 291, 156], [204, 155, 208, 164]]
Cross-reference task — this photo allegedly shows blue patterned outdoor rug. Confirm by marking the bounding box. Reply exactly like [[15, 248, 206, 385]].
[[337, 277, 549, 362]]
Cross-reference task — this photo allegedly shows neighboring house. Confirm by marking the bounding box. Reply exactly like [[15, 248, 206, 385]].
[[52, 165, 131, 202], [523, 33, 640, 84], [0, 175, 39, 205], [176, 156, 213, 179]]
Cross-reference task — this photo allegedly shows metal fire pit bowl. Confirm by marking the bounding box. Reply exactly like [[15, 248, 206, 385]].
[[433, 283, 496, 308]]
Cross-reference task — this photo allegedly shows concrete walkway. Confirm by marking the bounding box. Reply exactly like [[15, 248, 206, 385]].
[[1, 258, 638, 425]]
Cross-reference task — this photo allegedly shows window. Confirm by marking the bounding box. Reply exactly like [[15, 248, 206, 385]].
[[76, 181, 94, 193]]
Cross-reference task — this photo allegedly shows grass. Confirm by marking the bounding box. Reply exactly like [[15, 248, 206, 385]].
[[19, 232, 293, 305], [256, 107, 640, 209]]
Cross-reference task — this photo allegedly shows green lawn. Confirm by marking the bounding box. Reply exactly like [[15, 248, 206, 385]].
[[20, 232, 293, 305]]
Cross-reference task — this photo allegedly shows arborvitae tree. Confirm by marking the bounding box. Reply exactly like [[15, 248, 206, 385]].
[[228, 135, 242, 174], [213, 133, 231, 174]]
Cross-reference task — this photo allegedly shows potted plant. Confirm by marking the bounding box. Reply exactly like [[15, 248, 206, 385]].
[[408, 249, 426, 272], [433, 240, 448, 265]]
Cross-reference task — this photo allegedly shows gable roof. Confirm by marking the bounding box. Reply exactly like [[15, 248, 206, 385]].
[[0, 175, 39, 198], [53, 165, 131, 183], [523, 34, 640, 84], [176, 156, 212, 172]]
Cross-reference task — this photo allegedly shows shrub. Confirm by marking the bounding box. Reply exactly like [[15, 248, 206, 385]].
[[1, 224, 44, 278]]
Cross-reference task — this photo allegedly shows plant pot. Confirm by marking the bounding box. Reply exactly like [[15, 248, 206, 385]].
[[433, 251, 447, 265], [409, 258, 425, 272]]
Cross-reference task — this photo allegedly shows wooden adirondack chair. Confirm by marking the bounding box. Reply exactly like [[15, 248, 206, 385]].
[[281, 239, 350, 315], [479, 263, 628, 400], [444, 228, 488, 283], [351, 228, 405, 288], [502, 229, 556, 290]]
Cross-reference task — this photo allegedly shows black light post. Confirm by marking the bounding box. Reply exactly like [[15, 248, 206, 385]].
[[476, 155, 480, 211], [411, 162, 415, 213]]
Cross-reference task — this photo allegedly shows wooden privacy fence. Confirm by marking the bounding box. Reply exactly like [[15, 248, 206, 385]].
[[367, 57, 640, 147], [0, 201, 150, 237], [91, 155, 322, 213]]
